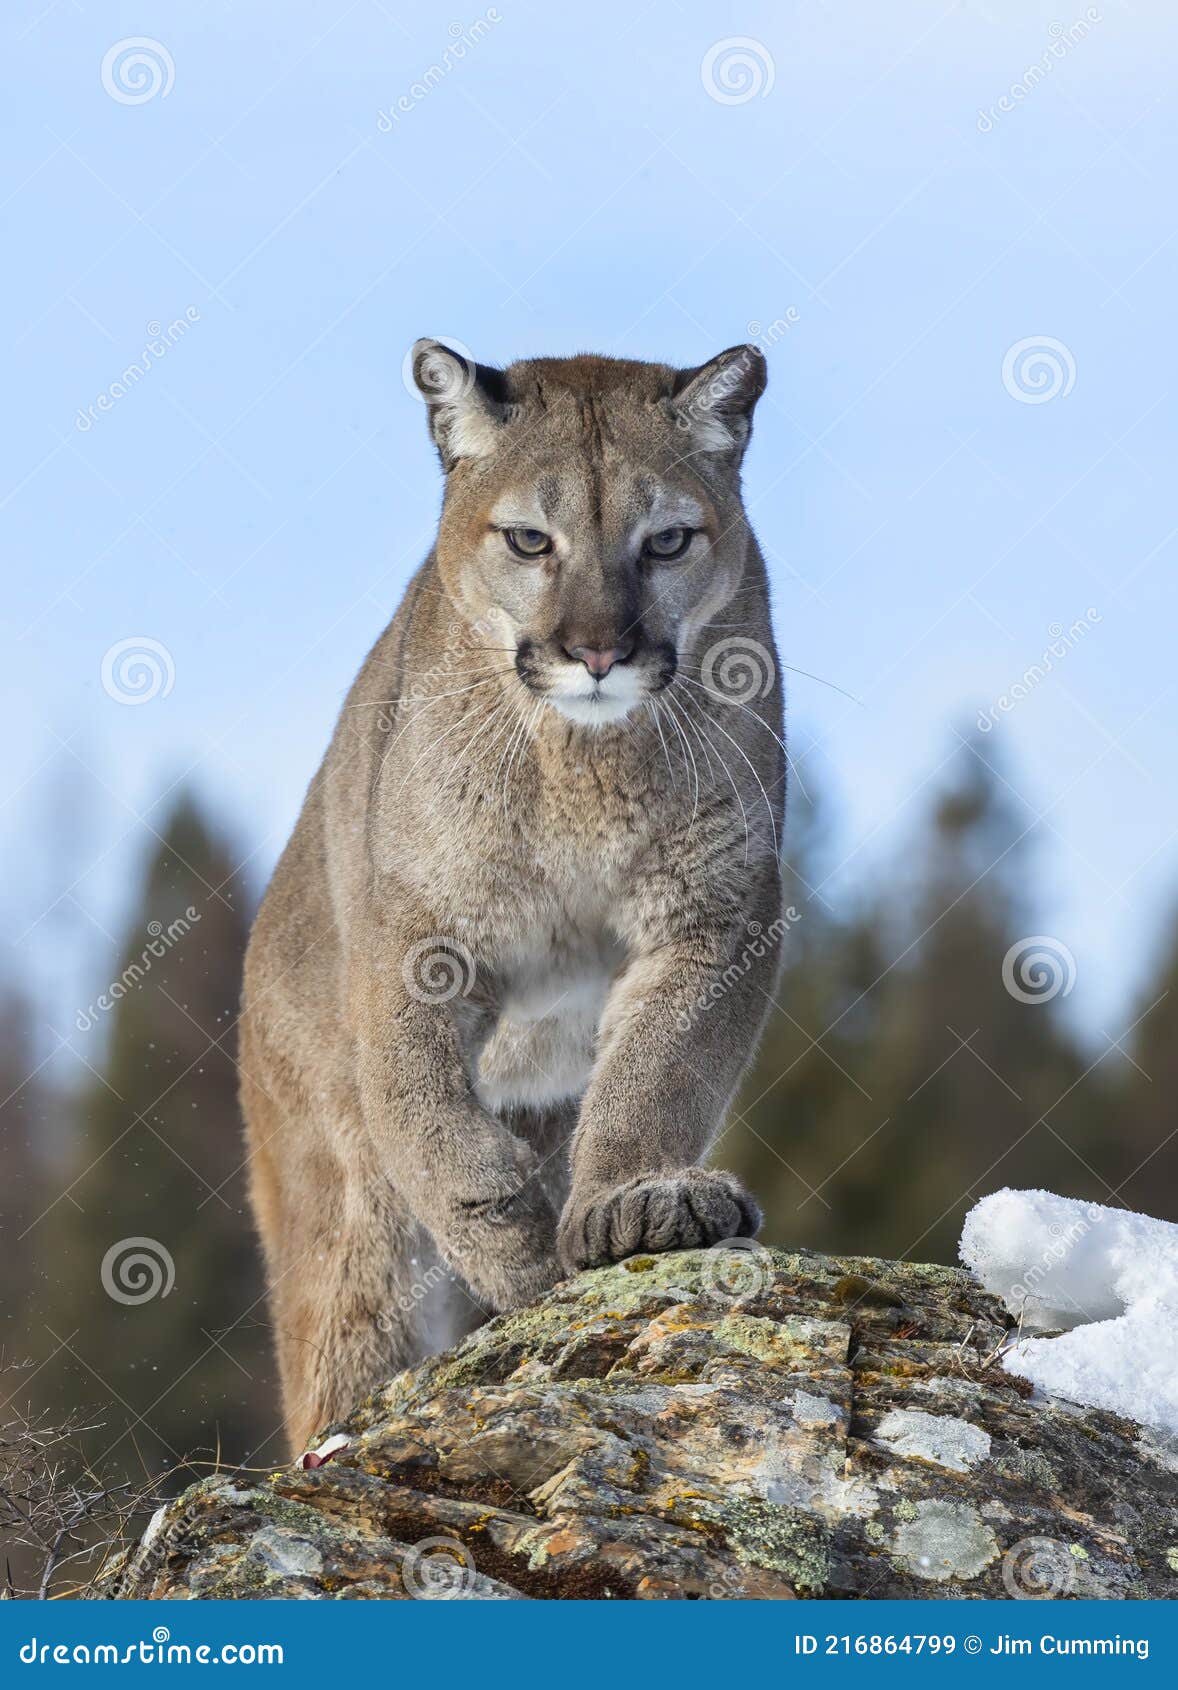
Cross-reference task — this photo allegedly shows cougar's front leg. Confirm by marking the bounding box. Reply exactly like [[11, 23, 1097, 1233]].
[[558, 863, 782, 1272], [349, 909, 560, 1312]]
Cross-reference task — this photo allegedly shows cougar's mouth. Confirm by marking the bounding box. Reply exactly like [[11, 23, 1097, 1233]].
[[513, 638, 677, 727]]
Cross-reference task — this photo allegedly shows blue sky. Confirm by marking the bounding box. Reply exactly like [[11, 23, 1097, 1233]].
[[2, 0, 1176, 1054]]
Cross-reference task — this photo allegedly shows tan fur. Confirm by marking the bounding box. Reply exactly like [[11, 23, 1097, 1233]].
[[241, 341, 786, 1450]]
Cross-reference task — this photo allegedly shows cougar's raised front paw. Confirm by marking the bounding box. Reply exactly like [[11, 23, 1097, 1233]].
[[558, 1169, 761, 1272]]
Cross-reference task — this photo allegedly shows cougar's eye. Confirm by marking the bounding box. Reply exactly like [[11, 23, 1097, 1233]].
[[504, 527, 553, 559], [643, 526, 693, 561]]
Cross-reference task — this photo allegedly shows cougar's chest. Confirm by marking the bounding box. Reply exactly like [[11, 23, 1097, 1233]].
[[474, 920, 625, 1113]]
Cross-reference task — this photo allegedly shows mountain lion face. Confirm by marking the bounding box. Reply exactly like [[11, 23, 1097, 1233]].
[[411, 340, 767, 726]]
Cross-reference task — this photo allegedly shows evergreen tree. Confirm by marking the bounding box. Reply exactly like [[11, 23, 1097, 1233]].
[[729, 734, 1095, 1263], [863, 735, 1085, 1262], [725, 771, 894, 1250], [1117, 909, 1178, 1215], [38, 795, 272, 1481], [0, 987, 42, 1365]]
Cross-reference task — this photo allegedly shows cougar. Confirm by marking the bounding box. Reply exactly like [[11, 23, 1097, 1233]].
[[241, 340, 787, 1449]]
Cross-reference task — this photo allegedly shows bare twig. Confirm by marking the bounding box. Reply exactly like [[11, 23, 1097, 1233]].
[[0, 1373, 165, 1601]]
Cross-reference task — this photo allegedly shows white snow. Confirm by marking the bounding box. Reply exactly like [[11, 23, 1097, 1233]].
[[959, 1188, 1178, 1437]]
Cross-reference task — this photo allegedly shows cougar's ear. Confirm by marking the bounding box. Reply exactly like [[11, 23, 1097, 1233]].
[[671, 343, 767, 456], [410, 339, 510, 471]]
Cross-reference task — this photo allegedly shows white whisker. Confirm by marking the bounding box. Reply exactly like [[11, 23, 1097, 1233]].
[[680, 653, 861, 707], [430, 696, 519, 800], [660, 693, 700, 828], [670, 691, 751, 865], [645, 699, 678, 793], [390, 690, 511, 794], [675, 673, 806, 807], [674, 685, 774, 861]]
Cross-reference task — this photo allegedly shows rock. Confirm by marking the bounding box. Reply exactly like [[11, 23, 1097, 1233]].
[[100, 1247, 1178, 1600]]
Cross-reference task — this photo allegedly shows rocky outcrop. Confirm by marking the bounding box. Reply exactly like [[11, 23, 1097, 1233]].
[[103, 1247, 1178, 1599]]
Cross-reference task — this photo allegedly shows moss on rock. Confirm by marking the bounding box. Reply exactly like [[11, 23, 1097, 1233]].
[[100, 1247, 1178, 1601]]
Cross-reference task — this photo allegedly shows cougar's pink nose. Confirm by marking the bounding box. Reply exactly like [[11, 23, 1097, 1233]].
[[564, 639, 634, 678]]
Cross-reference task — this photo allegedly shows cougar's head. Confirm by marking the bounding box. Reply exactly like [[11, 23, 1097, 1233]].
[[411, 339, 767, 727]]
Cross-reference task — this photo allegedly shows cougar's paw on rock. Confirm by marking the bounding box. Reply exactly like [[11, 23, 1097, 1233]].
[[559, 1169, 761, 1271]]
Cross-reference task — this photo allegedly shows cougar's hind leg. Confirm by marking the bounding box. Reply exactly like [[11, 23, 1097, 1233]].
[[267, 1148, 428, 1455]]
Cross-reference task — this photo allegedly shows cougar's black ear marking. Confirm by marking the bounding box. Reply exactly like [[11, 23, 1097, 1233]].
[[410, 339, 511, 471], [671, 343, 767, 455]]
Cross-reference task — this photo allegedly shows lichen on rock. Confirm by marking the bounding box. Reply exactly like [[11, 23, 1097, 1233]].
[[99, 1247, 1178, 1600]]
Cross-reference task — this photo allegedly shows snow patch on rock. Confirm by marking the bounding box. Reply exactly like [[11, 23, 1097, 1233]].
[[960, 1188, 1178, 1436]]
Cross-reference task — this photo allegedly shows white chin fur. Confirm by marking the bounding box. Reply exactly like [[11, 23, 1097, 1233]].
[[547, 689, 640, 726], [543, 660, 648, 726]]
